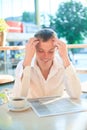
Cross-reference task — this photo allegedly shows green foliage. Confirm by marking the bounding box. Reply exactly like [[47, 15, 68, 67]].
[[22, 11, 35, 23], [0, 93, 8, 104], [49, 1, 87, 44]]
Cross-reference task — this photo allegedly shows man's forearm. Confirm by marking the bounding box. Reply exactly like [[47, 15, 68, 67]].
[[23, 57, 32, 68], [63, 56, 71, 68]]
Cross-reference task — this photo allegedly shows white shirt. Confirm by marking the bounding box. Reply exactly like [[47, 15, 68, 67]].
[[13, 56, 81, 99]]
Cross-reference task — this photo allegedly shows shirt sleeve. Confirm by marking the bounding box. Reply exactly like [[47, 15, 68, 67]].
[[13, 61, 31, 97], [64, 64, 81, 99], [21, 66, 31, 96]]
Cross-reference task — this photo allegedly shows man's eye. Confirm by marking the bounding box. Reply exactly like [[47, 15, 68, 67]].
[[38, 50, 44, 53], [49, 51, 54, 53]]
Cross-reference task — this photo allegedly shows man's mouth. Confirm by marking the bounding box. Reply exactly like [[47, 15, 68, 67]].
[[41, 59, 50, 63]]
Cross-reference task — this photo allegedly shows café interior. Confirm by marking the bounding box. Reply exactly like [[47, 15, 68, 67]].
[[0, 0, 87, 130]]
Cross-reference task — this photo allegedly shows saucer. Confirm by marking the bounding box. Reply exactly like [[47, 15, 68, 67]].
[[8, 102, 30, 112]]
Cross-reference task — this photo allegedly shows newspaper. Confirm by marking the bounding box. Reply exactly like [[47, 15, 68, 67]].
[[28, 96, 87, 117]]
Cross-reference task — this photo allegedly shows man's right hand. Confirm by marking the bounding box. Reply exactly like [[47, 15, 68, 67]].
[[23, 37, 39, 67]]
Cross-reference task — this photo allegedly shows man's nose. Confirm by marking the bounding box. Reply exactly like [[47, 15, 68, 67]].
[[44, 52, 48, 58]]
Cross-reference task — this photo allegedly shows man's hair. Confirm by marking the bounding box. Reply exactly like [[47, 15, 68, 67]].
[[34, 28, 57, 42]]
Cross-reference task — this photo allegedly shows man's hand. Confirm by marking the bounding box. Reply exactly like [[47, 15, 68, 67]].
[[54, 38, 70, 68], [23, 37, 39, 67]]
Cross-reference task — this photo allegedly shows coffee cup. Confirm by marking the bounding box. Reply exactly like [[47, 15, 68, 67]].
[[9, 97, 27, 109]]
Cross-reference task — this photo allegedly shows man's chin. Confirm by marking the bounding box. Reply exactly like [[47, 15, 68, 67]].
[[41, 60, 51, 64], [41, 59, 52, 63], [37, 59, 53, 67], [41, 61, 53, 67]]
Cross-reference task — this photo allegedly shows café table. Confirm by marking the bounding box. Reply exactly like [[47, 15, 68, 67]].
[[1, 96, 87, 130]]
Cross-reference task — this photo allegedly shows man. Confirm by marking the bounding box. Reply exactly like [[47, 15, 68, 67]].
[[13, 28, 81, 98]]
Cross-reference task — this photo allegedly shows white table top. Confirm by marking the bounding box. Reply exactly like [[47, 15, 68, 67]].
[[0, 97, 87, 130]]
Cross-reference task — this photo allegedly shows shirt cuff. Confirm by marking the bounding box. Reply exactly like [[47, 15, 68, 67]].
[[23, 66, 31, 76], [65, 64, 76, 76]]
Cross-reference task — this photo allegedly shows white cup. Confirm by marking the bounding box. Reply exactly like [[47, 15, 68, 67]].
[[9, 97, 27, 109]]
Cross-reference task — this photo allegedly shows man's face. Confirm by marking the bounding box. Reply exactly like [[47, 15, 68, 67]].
[[36, 38, 55, 70]]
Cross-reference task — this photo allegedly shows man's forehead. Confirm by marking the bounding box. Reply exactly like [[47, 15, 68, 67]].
[[37, 38, 55, 48], [36, 42, 55, 51]]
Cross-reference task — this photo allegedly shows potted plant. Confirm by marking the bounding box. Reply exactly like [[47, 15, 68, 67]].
[[0, 19, 8, 46]]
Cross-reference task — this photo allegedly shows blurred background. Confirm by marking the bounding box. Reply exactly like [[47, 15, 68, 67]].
[[0, 0, 87, 90]]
